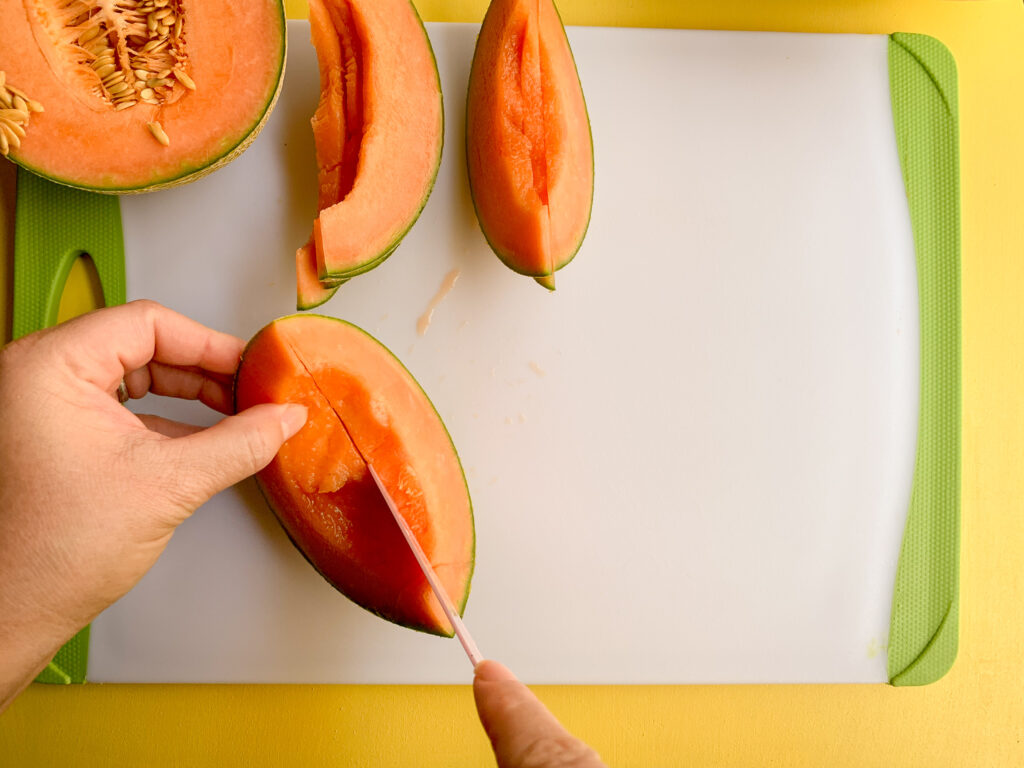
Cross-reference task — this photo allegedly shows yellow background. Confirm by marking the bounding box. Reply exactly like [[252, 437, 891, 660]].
[[1, 0, 1022, 764]]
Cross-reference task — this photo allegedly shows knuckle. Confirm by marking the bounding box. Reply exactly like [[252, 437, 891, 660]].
[[518, 735, 601, 768], [127, 298, 163, 315], [128, 298, 162, 330]]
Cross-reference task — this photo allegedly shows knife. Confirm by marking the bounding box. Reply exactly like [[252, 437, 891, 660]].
[[367, 464, 483, 668]]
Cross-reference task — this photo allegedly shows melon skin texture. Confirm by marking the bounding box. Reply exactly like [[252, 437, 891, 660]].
[[306, 0, 444, 285], [234, 315, 474, 636], [466, 0, 594, 287], [0, 0, 287, 194]]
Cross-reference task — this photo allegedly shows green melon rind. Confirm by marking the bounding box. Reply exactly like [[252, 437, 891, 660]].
[[323, 239, 400, 283], [296, 279, 343, 311], [235, 314, 475, 637], [465, 0, 595, 284], [311, 240, 398, 297], [320, 2, 444, 281], [534, 274, 556, 291], [5, 0, 287, 195]]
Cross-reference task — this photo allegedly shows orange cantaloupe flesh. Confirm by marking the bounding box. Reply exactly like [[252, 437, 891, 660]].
[[309, 0, 347, 209], [0, 0, 285, 192], [234, 315, 474, 635], [466, 0, 593, 280], [324, 0, 363, 202], [312, 0, 443, 280]]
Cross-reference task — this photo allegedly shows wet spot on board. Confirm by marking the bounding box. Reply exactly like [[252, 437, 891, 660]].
[[417, 268, 461, 336], [866, 638, 888, 659]]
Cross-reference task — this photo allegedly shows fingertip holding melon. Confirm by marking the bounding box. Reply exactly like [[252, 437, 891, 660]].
[[295, 0, 443, 308], [466, 0, 594, 288], [235, 315, 475, 636], [0, 0, 287, 193]]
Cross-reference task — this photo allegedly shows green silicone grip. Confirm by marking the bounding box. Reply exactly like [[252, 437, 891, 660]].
[[13, 169, 125, 340], [13, 168, 125, 684], [886, 34, 961, 687]]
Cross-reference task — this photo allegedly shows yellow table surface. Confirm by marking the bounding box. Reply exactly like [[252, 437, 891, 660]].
[[1, 1, 1022, 765]]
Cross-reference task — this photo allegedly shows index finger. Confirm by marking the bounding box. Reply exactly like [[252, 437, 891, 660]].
[[45, 300, 246, 392], [473, 661, 607, 768]]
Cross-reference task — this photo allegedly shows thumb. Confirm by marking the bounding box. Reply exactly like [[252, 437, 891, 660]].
[[473, 661, 606, 768], [162, 402, 307, 508]]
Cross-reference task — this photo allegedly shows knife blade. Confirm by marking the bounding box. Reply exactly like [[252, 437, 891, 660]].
[[367, 464, 483, 668]]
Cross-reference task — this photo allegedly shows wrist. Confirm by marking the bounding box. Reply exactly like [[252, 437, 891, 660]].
[[0, 584, 80, 713]]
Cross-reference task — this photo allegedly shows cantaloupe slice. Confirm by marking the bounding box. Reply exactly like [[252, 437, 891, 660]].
[[0, 0, 286, 193], [296, 237, 343, 311], [299, 0, 443, 292], [235, 315, 474, 636], [295, 0, 349, 311], [467, 0, 594, 286]]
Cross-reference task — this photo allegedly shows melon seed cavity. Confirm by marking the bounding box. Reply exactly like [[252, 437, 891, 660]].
[[24, 0, 198, 147], [0, 72, 43, 157]]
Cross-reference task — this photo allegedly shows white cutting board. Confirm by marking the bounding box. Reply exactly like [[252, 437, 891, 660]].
[[89, 22, 919, 684]]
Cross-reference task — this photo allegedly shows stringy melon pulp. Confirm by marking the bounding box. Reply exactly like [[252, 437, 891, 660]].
[[24, 0, 197, 147]]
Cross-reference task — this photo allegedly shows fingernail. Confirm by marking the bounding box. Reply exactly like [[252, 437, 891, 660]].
[[474, 660, 518, 682], [280, 404, 308, 439]]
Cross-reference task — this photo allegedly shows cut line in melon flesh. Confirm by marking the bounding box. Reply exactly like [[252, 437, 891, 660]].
[[519, 6, 552, 274]]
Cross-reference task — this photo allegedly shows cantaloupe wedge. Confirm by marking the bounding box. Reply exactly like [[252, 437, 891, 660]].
[[235, 315, 474, 635], [467, 0, 594, 287], [295, 0, 443, 308]]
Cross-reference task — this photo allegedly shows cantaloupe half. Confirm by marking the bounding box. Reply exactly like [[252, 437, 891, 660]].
[[295, 0, 443, 306], [0, 0, 286, 193], [235, 315, 474, 635], [466, 0, 594, 288]]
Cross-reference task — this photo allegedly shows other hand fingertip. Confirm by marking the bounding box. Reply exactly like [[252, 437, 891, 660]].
[[474, 660, 518, 683]]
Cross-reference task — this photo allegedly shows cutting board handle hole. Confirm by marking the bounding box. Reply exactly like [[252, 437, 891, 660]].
[[57, 253, 105, 324]]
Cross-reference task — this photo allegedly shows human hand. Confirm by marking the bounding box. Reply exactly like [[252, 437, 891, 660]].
[[474, 660, 607, 768], [0, 301, 307, 711]]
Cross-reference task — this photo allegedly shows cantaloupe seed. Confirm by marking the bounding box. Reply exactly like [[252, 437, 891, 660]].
[[173, 68, 196, 90], [0, 73, 41, 157], [26, 0, 200, 147], [147, 121, 170, 146]]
